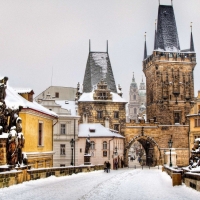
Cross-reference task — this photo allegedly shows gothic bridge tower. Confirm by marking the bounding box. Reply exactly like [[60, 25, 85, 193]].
[[77, 41, 127, 133], [143, 4, 196, 125], [124, 3, 196, 168]]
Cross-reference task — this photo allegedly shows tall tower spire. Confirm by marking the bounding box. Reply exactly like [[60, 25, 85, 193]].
[[154, 19, 157, 50], [89, 39, 91, 52], [156, 4, 180, 51], [190, 22, 195, 52], [107, 40, 108, 53], [143, 32, 147, 60], [132, 72, 135, 82]]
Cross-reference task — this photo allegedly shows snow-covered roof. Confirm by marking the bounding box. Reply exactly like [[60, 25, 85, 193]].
[[55, 100, 78, 116], [14, 88, 34, 94], [78, 92, 127, 103], [5, 86, 57, 118], [78, 123, 124, 138]]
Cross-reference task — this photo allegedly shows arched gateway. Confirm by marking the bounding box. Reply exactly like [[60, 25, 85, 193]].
[[125, 134, 161, 167], [123, 119, 190, 167]]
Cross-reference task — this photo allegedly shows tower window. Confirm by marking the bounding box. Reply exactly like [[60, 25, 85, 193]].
[[97, 111, 103, 119], [174, 113, 180, 124], [114, 111, 119, 119]]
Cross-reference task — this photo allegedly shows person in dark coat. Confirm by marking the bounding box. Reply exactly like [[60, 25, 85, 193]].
[[106, 161, 110, 173], [114, 160, 118, 170]]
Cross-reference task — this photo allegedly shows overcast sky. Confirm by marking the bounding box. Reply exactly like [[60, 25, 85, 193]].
[[1, 0, 200, 101]]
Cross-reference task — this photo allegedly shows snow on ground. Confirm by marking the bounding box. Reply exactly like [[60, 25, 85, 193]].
[[0, 167, 199, 200]]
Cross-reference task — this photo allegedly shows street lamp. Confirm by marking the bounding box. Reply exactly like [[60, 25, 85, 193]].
[[114, 147, 118, 156], [70, 138, 74, 166], [168, 135, 173, 167]]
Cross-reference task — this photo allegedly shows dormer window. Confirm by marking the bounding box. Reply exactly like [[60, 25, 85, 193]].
[[89, 128, 95, 132]]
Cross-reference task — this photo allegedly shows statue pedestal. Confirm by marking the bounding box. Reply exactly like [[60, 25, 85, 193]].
[[84, 154, 91, 165]]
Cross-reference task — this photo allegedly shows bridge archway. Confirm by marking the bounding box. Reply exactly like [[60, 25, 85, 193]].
[[125, 134, 161, 167]]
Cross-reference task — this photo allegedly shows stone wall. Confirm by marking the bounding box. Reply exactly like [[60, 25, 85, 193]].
[[0, 164, 103, 188], [78, 102, 126, 133]]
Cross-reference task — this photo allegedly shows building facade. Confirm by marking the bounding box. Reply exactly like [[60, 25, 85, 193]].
[[35, 86, 76, 102], [187, 91, 200, 153], [37, 91, 80, 167], [78, 123, 124, 169], [4, 85, 57, 169]]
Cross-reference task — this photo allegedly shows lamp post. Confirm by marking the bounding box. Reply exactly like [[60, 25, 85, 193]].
[[70, 138, 74, 166], [168, 136, 173, 167], [114, 146, 118, 156]]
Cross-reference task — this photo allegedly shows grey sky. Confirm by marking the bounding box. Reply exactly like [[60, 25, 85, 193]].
[[1, 0, 200, 101]]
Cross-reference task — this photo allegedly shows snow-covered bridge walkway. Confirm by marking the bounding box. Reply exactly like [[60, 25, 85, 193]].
[[0, 167, 199, 200]]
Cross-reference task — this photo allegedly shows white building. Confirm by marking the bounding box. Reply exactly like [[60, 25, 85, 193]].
[[37, 93, 80, 167]]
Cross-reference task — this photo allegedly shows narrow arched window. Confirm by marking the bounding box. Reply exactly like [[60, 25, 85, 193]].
[[103, 141, 107, 150], [91, 141, 95, 150]]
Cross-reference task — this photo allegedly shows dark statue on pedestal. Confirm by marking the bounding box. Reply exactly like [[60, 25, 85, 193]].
[[85, 135, 91, 154], [0, 77, 25, 167], [84, 135, 91, 165]]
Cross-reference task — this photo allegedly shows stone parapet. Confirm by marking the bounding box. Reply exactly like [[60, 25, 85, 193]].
[[0, 164, 104, 188]]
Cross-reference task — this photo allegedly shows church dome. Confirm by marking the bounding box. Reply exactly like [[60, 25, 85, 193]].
[[139, 103, 146, 112]]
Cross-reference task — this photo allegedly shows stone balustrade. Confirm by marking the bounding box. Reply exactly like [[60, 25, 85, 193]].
[[0, 164, 104, 188]]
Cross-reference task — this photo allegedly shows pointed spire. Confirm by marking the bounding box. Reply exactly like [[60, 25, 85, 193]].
[[158, 0, 160, 5], [89, 39, 91, 52], [143, 32, 147, 60], [171, 0, 173, 6], [154, 19, 157, 50], [132, 72, 136, 82], [156, 5, 180, 51], [107, 40, 108, 53], [190, 22, 195, 52]]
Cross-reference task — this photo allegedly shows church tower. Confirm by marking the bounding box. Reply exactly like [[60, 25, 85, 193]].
[[128, 73, 146, 121], [143, 4, 196, 125], [128, 73, 140, 120]]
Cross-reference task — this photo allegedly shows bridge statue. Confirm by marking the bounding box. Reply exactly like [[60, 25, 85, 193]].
[[0, 77, 25, 167]]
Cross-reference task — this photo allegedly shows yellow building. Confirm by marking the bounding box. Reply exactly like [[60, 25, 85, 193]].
[[187, 91, 200, 153], [6, 87, 58, 168]]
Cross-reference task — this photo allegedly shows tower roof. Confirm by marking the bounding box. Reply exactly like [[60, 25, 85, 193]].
[[190, 31, 195, 52], [130, 72, 138, 88], [83, 52, 117, 93], [156, 5, 180, 52], [143, 33, 147, 60]]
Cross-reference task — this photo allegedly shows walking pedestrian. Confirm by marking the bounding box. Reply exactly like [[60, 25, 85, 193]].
[[114, 160, 118, 170], [106, 161, 110, 173]]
